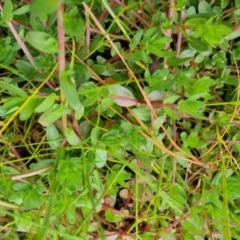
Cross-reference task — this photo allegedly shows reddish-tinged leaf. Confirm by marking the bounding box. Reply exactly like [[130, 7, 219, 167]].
[[110, 85, 137, 107]]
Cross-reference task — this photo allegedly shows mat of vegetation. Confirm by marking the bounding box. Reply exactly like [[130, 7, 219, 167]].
[[1, 0, 240, 239]]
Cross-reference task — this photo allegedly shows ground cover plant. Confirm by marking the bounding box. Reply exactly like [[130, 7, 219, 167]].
[[1, 0, 240, 239]]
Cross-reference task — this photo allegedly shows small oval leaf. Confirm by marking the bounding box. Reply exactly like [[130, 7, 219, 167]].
[[20, 98, 38, 121], [110, 85, 137, 107], [35, 93, 56, 113], [38, 104, 63, 127], [46, 124, 61, 149], [25, 31, 58, 53], [60, 72, 80, 110], [64, 127, 81, 146], [95, 148, 107, 168], [30, 0, 59, 18]]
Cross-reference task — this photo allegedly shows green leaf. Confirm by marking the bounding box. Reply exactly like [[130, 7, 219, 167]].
[[167, 57, 192, 67], [56, 158, 83, 192], [160, 232, 176, 240], [185, 13, 212, 21], [91, 127, 102, 145], [215, 24, 232, 35], [105, 208, 123, 223], [141, 233, 156, 239], [66, 204, 76, 224], [3, 0, 13, 23], [186, 77, 215, 100], [16, 60, 34, 74], [181, 217, 202, 235], [13, 182, 29, 191], [225, 28, 240, 40], [208, 188, 222, 209], [29, 15, 44, 31], [178, 99, 206, 117], [13, 5, 30, 15], [46, 124, 61, 149], [182, 132, 207, 148], [201, 24, 231, 47], [110, 85, 136, 107], [2, 96, 26, 111], [91, 64, 105, 75], [63, 10, 85, 37], [99, 98, 114, 112], [198, 0, 214, 15], [0, 81, 28, 97], [148, 69, 175, 90], [25, 31, 58, 54], [163, 95, 180, 104], [164, 107, 180, 120], [145, 37, 172, 56], [142, 27, 157, 44], [20, 97, 38, 121], [38, 104, 63, 127], [211, 168, 233, 186], [189, 38, 208, 51], [179, 49, 196, 59], [227, 176, 240, 200], [60, 72, 80, 110], [64, 127, 81, 146], [30, 159, 54, 173], [169, 183, 188, 207], [8, 192, 23, 205], [0, 106, 6, 117], [235, 0, 240, 7], [34, 93, 56, 113], [125, 49, 152, 63], [30, 0, 59, 19], [194, 22, 206, 37], [74, 102, 84, 120], [79, 82, 99, 107], [194, 77, 215, 90], [23, 189, 41, 210], [223, 77, 238, 86], [100, 129, 119, 146], [111, 42, 122, 57], [130, 30, 143, 51], [132, 106, 151, 121], [11, 184, 43, 210], [79, 121, 92, 139], [95, 148, 107, 168], [184, 17, 207, 28], [221, 0, 230, 8]]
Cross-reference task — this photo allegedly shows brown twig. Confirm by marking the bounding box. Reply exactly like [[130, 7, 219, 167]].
[[145, 0, 155, 12], [98, 0, 116, 23], [90, 28, 128, 41], [114, 0, 151, 27]]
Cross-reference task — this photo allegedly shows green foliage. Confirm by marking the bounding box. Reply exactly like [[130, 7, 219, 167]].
[[0, 0, 240, 239], [19, 97, 38, 121], [178, 99, 206, 117], [2, 0, 13, 23], [63, 6, 85, 37], [30, 0, 59, 19], [25, 31, 58, 53], [38, 104, 63, 127], [60, 71, 81, 110], [9, 182, 45, 210], [181, 132, 207, 148], [56, 158, 84, 192]]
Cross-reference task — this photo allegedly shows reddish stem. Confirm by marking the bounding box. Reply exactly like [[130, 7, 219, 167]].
[[109, 95, 177, 108]]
